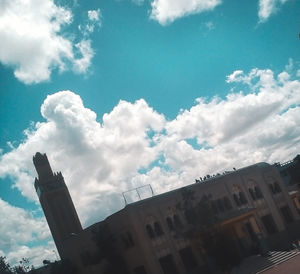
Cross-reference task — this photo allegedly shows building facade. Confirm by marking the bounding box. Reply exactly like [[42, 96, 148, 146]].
[[32, 153, 300, 274]]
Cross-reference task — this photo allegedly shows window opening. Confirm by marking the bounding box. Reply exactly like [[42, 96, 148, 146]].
[[145, 224, 155, 239]]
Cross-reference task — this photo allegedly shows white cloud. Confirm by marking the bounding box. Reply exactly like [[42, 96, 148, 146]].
[[0, 0, 95, 84], [0, 91, 165, 225], [88, 9, 101, 21], [150, 0, 222, 25], [73, 40, 94, 73], [1, 63, 300, 266], [258, 0, 289, 23], [226, 70, 244, 83], [79, 9, 102, 36], [0, 198, 55, 266]]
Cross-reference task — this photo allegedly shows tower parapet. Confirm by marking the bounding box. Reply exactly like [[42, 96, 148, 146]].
[[33, 152, 53, 181]]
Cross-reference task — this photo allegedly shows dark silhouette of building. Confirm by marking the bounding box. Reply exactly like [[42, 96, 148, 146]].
[[33, 152, 83, 259]]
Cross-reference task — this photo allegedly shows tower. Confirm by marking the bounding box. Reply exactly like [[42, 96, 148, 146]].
[[33, 152, 82, 258]]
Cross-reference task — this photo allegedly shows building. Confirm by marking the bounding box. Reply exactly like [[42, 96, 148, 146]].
[[32, 153, 300, 274], [33, 152, 83, 259]]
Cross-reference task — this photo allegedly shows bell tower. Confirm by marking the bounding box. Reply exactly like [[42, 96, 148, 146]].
[[33, 152, 82, 258]]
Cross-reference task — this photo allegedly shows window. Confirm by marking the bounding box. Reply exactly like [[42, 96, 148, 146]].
[[249, 186, 263, 200], [145, 224, 155, 239], [179, 247, 198, 271], [233, 194, 241, 206], [281, 205, 294, 224], [239, 192, 248, 204], [274, 182, 282, 193], [133, 266, 147, 274], [173, 214, 183, 229], [249, 188, 256, 200], [269, 182, 282, 194], [154, 222, 164, 236], [166, 217, 174, 231], [159, 254, 179, 274], [254, 186, 263, 199], [122, 232, 134, 248], [261, 214, 278, 234]]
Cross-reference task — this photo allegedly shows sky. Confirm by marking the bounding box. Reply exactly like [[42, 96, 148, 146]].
[[0, 0, 300, 267]]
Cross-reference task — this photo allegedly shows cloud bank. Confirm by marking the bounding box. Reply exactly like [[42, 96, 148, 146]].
[[0, 0, 95, 84], [1, 64, 300, 264]]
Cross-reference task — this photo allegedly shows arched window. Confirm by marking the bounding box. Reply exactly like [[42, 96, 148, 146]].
[[166, 217, 174, 231], [274, 182, 281, 193], [174, 214, 183, 229], [145, 224, 155, 239], [239, 192, 248, 204], [248, 188, 256, 200], [254, 186, 263, 199], [154, 222, 164, 236], [233, 194, 241, 206]]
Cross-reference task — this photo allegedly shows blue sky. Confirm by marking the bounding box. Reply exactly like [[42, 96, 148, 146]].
[[1, 0, 300, 266]]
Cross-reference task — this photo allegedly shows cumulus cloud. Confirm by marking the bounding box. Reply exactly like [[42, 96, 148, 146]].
[[0, 198, 55, 266], [0, 0, 95, 84], [258, 0, 289, 23], [1, 63, 300, 265], [150, 0, 222, 25], [0, 92, 165, 225]]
